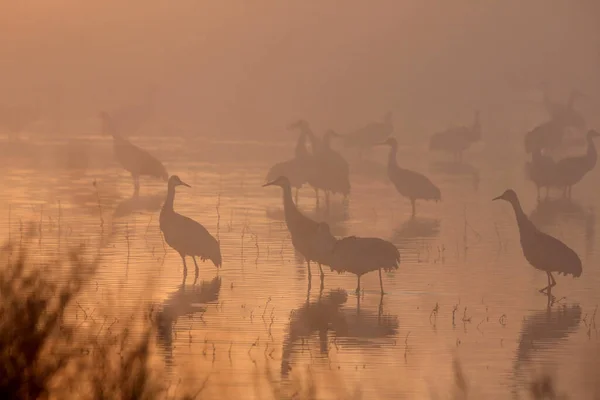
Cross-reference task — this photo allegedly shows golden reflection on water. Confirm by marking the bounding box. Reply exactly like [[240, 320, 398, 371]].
[[0, 136, 599, 399]]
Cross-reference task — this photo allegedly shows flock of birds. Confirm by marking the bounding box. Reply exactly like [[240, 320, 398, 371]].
[[95, 95, 593, 300]]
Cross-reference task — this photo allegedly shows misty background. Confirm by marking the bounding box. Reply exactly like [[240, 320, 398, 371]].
[[1, 0, 600, 140]]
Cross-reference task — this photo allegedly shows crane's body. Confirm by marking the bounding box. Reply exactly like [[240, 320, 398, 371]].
[[160, 175, 222, 284], [430, 110, 481, 162], [100, 112, 168, 195], [552, 130, 599, 197], [266, 129, 315, 201], [381, 137, 441, 216], [525, 148, 557, 199], [493, 189, 582, 294], [524, 119, 570, 154], [542, 85, 585, 130], [310, 131, 351, 204], [312, 222, 399, 294], [263, 176, 328, 282]]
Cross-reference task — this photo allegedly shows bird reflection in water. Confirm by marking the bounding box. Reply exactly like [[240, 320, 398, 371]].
[[393, 215, 441, 240], [429, 160, 480, 191], [511, 300, 581, 397], [112, 192, 165, 218], [154, 276, 221, 367], [280, 289, 398, 377]]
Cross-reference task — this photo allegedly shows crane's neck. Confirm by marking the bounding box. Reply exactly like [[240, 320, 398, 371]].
[[509, 198, 533, 234], [163, 185, 176, 213], [295, 131, 309, 159], [586, 137, 597, 167], [281, 184, 300, 223], [387, 144, 398, 170]]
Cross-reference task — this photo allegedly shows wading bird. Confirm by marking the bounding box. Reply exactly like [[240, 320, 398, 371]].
[[380, 137, 441, 216], [553, 129, 599, 198], [525, 147, 557, 200], [524, 119, 571, 154], [263, 176, 327, 285], [100, 111, 168, 196], [310, 130, 351, 207], [493, 189, 582, 294], [429, 110, 481, 162], [265, 128, 314, 203], [160, 175, 222, 284], [312, 222, 400, 295]]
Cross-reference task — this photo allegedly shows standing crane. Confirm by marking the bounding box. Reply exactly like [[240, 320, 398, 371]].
[[380, 137, 441, 216], [525, 147, 557, 200], [493, 189, 582, 294], [429, 110, 481, 162], [263, 176, 328, 285], [342, 112, 393, 157], [311, 130, 351, 207], [553, 129, 600, 197], [312, 222, 399, 295], [265, 129, 314, 203], [100, 111, 168, 196], [160, 175, 222, 285]]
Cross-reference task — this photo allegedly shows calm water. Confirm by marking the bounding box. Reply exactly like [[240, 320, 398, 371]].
[[1, 132, 599, 399]]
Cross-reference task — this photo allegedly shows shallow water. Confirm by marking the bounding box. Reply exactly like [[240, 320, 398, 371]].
[[1, 133, 599, 399]]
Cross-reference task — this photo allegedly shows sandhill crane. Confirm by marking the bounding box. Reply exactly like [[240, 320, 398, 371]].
[[380, 137, 441, 216], [342, 112, 393, 156], [541, 83, 585, 130], [266, 129, 314, 203], [525, 147, 557, 199], [524, 119, 572, 154], [553, 129, 599, 197], [310, 130, 351, 207], [493, 189, 582, 294], [429, 110, 481, 162], [312, 222, 399, 294], [160, 175, 222, 285], [100, 111, 168, 196], [263, 176, 328, 285]]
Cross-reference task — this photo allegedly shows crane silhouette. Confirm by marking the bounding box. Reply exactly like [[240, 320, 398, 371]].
[[310, 130, 351, 208], [493, 189, 582, 294], [380, 137, 441, 216], [553, 129, 599, 197], [525, 147, 557, 200], [100, 111, 168, 196], [263, 176, 328, 286], [160, 175, 222, 285], [429, 110, 481, 162], [313, 222, 399, 294], [266, 128, 314, 203]]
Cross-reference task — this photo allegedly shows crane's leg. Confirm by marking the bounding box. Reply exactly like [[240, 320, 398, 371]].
[[180, 255, 188, 285], [192, 256, 200, 285], [356, 275, 361, 295], [539, 271, 557, 294], [307, 260, 312, 281], [318, 263, 324, 280], [379, 268, 385, 295], [410, 199, 416, 217], [132, 174, 140, 197]]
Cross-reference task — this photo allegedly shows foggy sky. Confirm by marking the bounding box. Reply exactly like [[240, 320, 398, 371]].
[[1, 0, 599, 137]]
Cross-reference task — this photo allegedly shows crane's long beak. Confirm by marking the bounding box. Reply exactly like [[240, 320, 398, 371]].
[[492, 195, 502, 201], [180, 181, 191, 188], [263, 181, 275, 187]]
